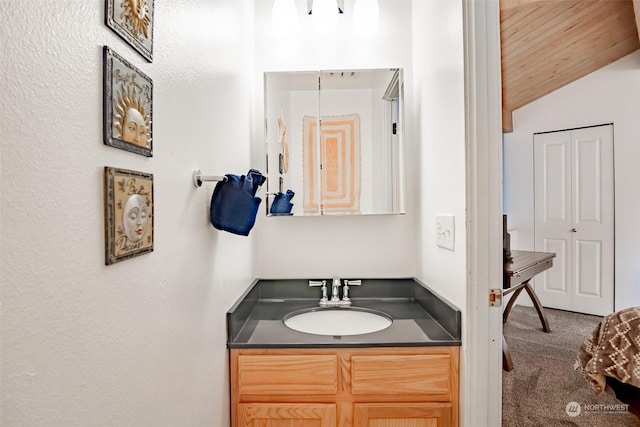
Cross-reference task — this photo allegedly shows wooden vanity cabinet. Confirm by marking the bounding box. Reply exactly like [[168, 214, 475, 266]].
[[230, 346, 459, 427]]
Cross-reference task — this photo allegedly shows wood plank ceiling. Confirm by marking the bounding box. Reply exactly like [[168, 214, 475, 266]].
[[500, 0, 640, 132]]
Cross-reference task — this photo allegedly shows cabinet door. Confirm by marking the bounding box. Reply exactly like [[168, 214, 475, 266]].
[[351, 354, 453, 401], [354, 403, 453, 427], [237, 354, 337, 396], [238, 403, 336, 427]]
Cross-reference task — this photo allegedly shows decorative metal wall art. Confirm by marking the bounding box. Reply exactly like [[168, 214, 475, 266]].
[[103, 46, 153, 157], [104, 166, 154, 265], [105, 0, 154, 62]]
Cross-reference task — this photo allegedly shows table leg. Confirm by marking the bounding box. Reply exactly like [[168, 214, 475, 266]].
[[502, 335, 514, 371], [503, 285, 525, 324], [523, 282, 552, 333]]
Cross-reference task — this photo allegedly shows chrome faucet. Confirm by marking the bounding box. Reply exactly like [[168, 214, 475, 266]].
[[309, 278, 362, 307], [331, 277, 342, 303]]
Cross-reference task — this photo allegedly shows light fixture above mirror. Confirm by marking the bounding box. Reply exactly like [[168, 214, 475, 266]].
[[306, 0, 344, 15], [271, 0, 379, 35], [311, 0, 340, 33]]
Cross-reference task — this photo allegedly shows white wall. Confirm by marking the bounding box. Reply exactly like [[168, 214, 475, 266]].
[[0, 0, 255, 425], [504, 50, 640, 310], [1, 0, 475, 425], [412, 0, 467, 311], [412, 3, 469, 425], [253, 0, 418, 279]]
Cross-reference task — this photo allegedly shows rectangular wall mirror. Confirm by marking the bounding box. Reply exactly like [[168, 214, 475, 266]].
[[264, 68, 406, 216]]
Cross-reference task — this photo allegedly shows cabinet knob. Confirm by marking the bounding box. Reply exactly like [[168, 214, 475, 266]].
[[571, 228, 577, 233]]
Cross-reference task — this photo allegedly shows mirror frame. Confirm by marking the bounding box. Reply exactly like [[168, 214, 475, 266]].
[[264, 68, 406, 217]]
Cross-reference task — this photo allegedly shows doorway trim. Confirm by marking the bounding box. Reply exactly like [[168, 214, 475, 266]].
[[463, 0, 503, 426]]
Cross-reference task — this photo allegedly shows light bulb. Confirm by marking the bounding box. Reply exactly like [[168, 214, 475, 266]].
[[312, 0, 338, 34], [272, 0, 298, 36], [353, 0, 379, 35]]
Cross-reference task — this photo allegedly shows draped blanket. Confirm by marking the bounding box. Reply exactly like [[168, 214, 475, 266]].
[[576, 306, 640, 393]]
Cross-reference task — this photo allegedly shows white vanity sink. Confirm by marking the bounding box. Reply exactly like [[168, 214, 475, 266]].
[[283, 307, 393, 336]]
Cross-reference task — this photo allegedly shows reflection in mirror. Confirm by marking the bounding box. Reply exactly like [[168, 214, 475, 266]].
[[264, 68, 406, 216]]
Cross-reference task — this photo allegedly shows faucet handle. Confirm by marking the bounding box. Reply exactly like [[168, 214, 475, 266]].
[[341, 279, 361, 302], [309, 280, 328, 304]]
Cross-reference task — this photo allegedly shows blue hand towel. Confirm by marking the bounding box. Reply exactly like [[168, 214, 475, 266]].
[[210, 169, 266, 236], [270, 190, 295, 215]]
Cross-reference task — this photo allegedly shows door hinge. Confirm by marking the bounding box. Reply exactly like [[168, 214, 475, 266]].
[[489, 289, 502, 307]]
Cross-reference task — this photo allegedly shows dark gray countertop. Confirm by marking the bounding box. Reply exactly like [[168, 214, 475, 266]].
[[227, 278, 461, 348]]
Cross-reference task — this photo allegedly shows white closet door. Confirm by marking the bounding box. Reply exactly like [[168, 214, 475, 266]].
[[534, 130, 572, 310], [570, 126, 614, 315], [534, 124, 614, 315]]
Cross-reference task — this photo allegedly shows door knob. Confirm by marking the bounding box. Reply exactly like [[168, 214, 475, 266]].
[[571, 228, 577, 232]]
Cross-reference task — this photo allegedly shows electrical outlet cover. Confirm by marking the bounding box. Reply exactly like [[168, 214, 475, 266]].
[[436, 214, 455, 251]]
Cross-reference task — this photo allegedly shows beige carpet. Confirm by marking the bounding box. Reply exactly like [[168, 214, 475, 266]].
[[502, 305, 640, 427]]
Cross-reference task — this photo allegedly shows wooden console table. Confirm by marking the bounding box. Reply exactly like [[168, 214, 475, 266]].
[[502, 250, 556, 371]]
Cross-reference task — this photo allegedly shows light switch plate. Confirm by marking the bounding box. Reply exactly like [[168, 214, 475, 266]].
[[436, 214, 455, 251]]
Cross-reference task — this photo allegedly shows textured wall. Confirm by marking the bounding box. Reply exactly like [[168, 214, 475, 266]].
[[0, 0, 255, 425], [1, 0, 473, 425]]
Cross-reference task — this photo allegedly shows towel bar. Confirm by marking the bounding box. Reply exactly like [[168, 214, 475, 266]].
[[193, 169, 227, 188]]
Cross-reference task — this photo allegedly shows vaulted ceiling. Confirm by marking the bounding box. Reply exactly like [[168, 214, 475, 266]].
[[500, 0, 640, 132]]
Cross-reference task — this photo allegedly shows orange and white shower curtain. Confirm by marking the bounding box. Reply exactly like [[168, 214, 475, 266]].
[[303, 114, 361, 214]]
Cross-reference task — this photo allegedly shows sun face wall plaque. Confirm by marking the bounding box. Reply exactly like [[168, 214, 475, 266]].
[[104, 166, 154, 265], [103, 46, 153, 157], [105, 0, 154, 62]]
